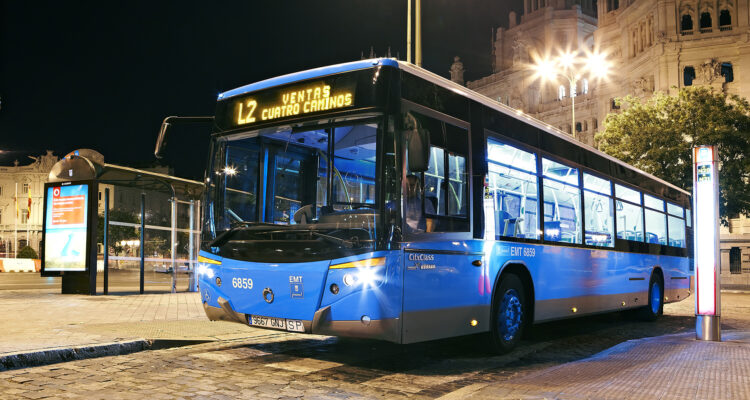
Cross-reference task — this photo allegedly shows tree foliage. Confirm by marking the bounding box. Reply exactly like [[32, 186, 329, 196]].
[[596, 87, 750, 223], [17, 245, 38, 259]]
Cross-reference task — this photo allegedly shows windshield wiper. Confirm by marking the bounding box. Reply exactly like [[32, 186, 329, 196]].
[[209, 222, 282, 247], [309, 231, 358, 248]]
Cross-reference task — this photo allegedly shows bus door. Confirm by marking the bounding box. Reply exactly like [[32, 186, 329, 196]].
[[401, 244, 488, 343], [400, 117, 486, 342]]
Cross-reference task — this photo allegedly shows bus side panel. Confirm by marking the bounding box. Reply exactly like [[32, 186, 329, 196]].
[[488, 241, 690, 323]]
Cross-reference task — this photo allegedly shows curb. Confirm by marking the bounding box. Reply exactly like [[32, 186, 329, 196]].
[[0, 339, 212, 372]]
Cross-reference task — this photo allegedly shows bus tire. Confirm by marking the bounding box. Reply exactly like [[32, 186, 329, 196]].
[[489, 274, 527, 354], [640, 272, 664, 321]]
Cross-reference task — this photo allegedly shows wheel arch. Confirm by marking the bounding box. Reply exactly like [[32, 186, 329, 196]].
[[651, 265, 665, 283], [494, 261, 535, 325]]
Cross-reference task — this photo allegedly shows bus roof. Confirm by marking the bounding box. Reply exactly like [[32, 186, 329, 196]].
[[218, 58, 690, 198]]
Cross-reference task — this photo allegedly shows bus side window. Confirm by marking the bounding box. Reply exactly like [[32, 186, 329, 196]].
[[542, 158, 581, 244], [614, 184, 644, 242], [486, 138, 539, 240], [583, 173, 614, 248], [644, 194, 667, 245]]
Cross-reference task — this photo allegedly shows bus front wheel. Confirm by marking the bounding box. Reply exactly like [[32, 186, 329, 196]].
[[640, 273, 664, 321], [489, 274, 527, 354]]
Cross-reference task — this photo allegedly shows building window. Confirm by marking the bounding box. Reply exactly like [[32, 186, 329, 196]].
[[22, 183, 29, 194], [681, 14, 694, 34], [610, 98, 620, 110], [700, 12, 712, 32], [582, 78, 589, 94], [684, 66, 696, 86], [722, 62, 734, 82], [583, 121, 588, 131], [593, 118, 598, 130], [730, 247, 741, 274], [21, 209, 29, 224], [0, 209, 2, 224], [0, 186, 3, 196], [558, 85, 566, 100], [575, 122, 582, 132], [719, 10, 732, 30], [608, 0, 619, 12]]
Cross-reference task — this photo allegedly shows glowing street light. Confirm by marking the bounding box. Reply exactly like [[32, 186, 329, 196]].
[[532, 50, 610, 137]]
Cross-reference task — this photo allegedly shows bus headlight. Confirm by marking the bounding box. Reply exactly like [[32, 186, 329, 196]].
[[357, 267, 380, 288], [343, 273, 356, 286], [197, 264, 215, 279], [330, 257, 386, 289]]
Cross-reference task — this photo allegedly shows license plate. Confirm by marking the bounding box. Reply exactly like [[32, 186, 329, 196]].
[[250, 315, 304, 332]]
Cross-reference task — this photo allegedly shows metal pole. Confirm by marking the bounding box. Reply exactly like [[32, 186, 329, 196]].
[[407, 0, 412, 63], [170, 197, 177, 294], [140, 193, 145, 294], [415, 0, 422, 67], [188, 200, 196, 292], [103, 188, 109, 295]]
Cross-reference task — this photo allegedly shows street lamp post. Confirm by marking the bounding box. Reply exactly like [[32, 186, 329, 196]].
[[534, 51, 609, 138]]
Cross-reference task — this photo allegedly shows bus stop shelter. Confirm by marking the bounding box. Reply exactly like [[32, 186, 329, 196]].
[[43, 149, 204, 295]]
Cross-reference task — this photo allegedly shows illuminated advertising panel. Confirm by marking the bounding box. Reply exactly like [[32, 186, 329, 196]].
[[693, 146, 720, 316], [43, 184, 89, 272]]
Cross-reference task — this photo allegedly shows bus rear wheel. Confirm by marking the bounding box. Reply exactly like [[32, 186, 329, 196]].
[[640, 273, 664, 321], [489, 274, 527, 354]]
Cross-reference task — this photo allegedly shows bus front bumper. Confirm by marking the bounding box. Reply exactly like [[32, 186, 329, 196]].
[[203, 300, 400, 343]]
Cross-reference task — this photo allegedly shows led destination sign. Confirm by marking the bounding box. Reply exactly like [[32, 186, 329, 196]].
[[214, 70, 387, 131], [236, 83, 353, 126]]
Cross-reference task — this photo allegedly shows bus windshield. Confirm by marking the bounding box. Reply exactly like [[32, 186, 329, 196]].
[[207, 119, 385, 262]]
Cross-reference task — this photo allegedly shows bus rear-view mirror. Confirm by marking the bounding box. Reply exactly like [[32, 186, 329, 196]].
[[404, 113, 430, 172]]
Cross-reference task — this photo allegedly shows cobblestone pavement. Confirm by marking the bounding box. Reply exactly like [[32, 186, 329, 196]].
[[1, 293, 749, 399], [0, 290, 251, 355]]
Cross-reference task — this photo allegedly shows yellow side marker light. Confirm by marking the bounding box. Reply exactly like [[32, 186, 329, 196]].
[[571, 307, 578, 313], [470, 319, 478, 327], [197, 255, 221, 265], [330, 257, 386, 270]]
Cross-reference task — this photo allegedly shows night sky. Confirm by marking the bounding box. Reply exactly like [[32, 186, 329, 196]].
[[0, 1, 521, 180]]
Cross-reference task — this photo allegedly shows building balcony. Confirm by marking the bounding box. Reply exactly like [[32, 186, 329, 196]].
[[720, 25, 732, 32], [680, 30, 693, 36]]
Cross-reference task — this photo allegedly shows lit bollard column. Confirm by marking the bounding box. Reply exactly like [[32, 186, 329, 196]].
[[188, 200, 196, 292], [693, 145, 721, 341], [171, 197, 177, 294]]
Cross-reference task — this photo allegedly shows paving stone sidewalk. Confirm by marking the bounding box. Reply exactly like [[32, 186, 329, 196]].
[[458, 331, 750, 400], [0, 290, 267, 369]]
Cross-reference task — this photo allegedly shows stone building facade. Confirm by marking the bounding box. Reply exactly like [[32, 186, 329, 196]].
[[468, 0, 599, 145], [0, 151, 59, 257], [468, 0, 750, 284]]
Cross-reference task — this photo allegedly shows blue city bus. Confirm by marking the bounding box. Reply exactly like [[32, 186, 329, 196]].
[[192, 59, 692, 352]]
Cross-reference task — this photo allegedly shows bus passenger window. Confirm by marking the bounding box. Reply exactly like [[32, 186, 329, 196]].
[[644, 194, 665, 212], [583, 173, 614, 247], [645, 209, 667, 245], [668, 215, 686, 247], [486, 139, 539, 240], [615, 200, 644, 241], [542, 158, 581, 244]]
